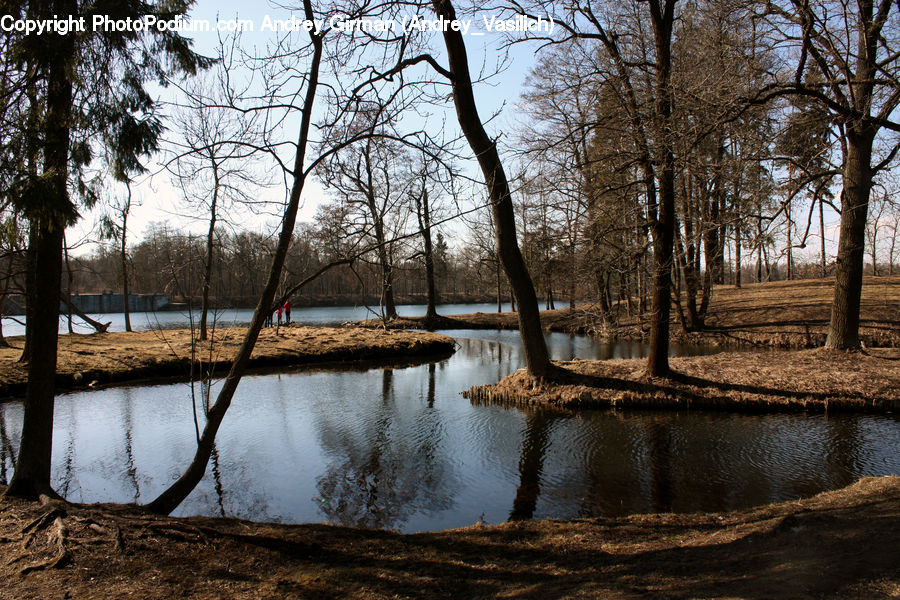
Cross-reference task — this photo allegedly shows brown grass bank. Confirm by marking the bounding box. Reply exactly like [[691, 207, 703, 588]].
[[0, 326, 455, 399], [1, 476, 898, 599], [369, 276, 900, 349], [466, 347, 900, 413]]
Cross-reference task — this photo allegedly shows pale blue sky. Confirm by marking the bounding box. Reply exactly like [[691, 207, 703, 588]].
[[70, 1, 539, 253]]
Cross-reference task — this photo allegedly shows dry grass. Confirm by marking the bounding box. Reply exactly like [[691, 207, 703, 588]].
[[378, 276, 900, 348], [467, 347, 900, 413], [0, 325, 454, 398], [1, 476, 897, 599]]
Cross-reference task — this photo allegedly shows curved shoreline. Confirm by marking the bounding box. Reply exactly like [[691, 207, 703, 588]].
[[0, 326, 456, 399], [465, 347, 900, 414]]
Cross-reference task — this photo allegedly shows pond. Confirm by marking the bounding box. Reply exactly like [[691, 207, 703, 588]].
[[0, 302, 516, 337], [1, 330, 898, 533]]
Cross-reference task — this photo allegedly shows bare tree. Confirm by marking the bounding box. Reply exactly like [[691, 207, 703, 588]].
[[430, 0, 553, 379], [99, 183, 136, 332], [170, 60, 269, 341], [761, 0, 900, 349]]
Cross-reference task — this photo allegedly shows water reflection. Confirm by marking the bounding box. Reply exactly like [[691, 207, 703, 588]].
[[510, 409, 555, 521], [311, 367, 457, 530], [0, 330, 898, 532], [0, 405, 17, 485]]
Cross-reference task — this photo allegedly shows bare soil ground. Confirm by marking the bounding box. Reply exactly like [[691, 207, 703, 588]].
[[467, 347, 900, 413], [0, 326, 454, 398], [374, 276, 900, 348], [1, 476, 898, 599]]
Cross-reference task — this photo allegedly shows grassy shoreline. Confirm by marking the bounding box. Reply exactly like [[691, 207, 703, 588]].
[[0, 326, 455, 399], [367, 276, 900, 348], [466, 347, 900, 414], [1, 477, 898, 598], [1, 279, 898, 597]]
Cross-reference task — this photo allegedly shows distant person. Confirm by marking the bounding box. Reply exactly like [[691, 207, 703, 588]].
[[264, 310, 272, 327], [276, 306, 283, 327], [284, 300, 291, 324]]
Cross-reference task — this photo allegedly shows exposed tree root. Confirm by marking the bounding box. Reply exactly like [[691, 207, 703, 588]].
[[19, 507, 64, 536], [20, 516, 69, 575]]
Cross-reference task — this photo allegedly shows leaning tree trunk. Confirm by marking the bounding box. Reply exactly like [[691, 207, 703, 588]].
[[432, 0, 551, 378], [826, 128, 874, 349], [145, 16, 323, 515], [6, 4, 74, 498]]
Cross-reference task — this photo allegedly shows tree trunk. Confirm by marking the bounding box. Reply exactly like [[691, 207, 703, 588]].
[[64, 236, 74, 334], [8, 222, 63, 498], [19, 227, 36, 364], [568, 249, 576, 310], [496, 259, 502, 313], [826, 129, 874, 349], [432, 0, 551, 379], [121, 204, 132, 333], [819, 198, 827, 277], [646, 0, 677, 378], [200, 167, 219, 341], [145, 16, 323, 515], [6, 0, 74, 497], [0, 251, 13, 348], [59, 296, 110, 333], [786, 201, 793, 281], [416, 188, 438, 320]]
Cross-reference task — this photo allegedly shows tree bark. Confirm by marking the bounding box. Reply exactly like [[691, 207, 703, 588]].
[[59, 295, 110, 333], [432, 0, 551, 378], [416, 188, 438, 321], [734, 221, 742, 288], [6, 0, 74, 498], [64, 236, 74, 333], [646, 0, 677, 378], [826, 129, 874, 349], [121, 196, 132, 333]]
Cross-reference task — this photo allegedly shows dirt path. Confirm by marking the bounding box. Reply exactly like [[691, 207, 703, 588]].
[[0, 326, 454, 398], [1, 477, 897, 599]]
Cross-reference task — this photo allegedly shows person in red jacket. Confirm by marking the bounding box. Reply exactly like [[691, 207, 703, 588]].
[[284, 299, 292, 324]]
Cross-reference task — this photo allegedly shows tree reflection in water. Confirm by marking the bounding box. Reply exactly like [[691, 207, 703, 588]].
[[312, 367, 457, 530], [509, 409, 555, 521], [0, 406, 17, 485]]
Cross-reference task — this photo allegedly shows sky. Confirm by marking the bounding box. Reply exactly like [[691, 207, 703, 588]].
[[62, 1, 870, 266], [68, 1, 540, 254]]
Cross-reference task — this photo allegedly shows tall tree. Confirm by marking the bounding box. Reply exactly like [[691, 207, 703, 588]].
[[171, 64, 267, 341], [762, 0, 900, 348], [4, 0, 208, 500], [431, 0, 552, 379], [99, 183, 136, 332]]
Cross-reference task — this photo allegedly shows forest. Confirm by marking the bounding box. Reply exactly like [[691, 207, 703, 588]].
[[0, 0, 899, 597]]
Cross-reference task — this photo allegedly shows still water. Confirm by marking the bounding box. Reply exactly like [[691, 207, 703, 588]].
[[1, 330, 897, 532], [0, 303, 516, 337]]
